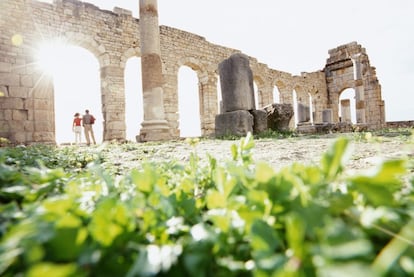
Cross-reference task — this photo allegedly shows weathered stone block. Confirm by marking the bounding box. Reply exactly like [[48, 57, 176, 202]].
[[322, 109, 332, 123], [264, 103, 294, 131], [219, 53, 255, 112], [0, 73, 20, 86], [0, 62, 11, 73], [297, 122, 316, 134], [12, 110, 28, 121], [215, 110, 253, 137], [10, 86, 29, 98], [297, 103, 310, 123], [250, 109, 267, 134]]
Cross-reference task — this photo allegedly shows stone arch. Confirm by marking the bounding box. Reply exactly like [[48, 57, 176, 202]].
[[324, 42, 385, 127], [51, 45, 102, 144], [273, 80, 287, 104], [120, 47, 141, 68], [338, 87, 356, 124], [63, 33, 127, 141], [253, 75, 265, 108], [177, 66, 201, 137], [62, 32, 107, 66], [173, 56, 210, 137], [34, 33, 107, 144], [121, 47, 143, 141], [274, 80, 286, 91], [294, 85, 311, 124], [273, 79, 293, 105], [176, 57, 208, 81], [41, 32, 132, 142]]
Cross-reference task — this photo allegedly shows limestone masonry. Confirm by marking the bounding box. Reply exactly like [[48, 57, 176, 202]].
[[0, 0, 385, 144]]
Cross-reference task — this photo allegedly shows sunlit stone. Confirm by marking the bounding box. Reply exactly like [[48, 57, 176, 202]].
[[11, 34, 23, 46]]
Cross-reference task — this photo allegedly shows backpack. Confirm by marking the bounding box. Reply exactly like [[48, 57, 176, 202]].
[[90, 115, 95, 124]]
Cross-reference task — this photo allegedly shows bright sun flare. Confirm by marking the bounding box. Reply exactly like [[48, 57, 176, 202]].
[[35, 39, 67, 75]]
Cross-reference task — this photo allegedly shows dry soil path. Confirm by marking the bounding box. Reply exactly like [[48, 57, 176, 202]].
[[104, 133, 413, 177]]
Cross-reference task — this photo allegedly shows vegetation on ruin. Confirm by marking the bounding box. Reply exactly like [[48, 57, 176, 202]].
[[0, 131, 414, 276]]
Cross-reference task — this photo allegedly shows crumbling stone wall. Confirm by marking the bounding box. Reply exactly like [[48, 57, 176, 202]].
[[0, 0, 385, 144], [324, 42, 385, 128]]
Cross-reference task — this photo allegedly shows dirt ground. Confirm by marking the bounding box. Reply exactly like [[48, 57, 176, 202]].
[[105, 132, 413, 177]]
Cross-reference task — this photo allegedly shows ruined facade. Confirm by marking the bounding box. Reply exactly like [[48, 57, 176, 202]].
[[0, 0, 385, 144]]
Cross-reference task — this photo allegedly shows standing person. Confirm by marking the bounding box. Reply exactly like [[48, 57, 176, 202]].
[[82, 109, 96, 146], [72, 112, 82, 145]]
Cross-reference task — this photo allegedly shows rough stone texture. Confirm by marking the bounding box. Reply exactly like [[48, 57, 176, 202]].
[[0, 0, 386, 145], [216, 53, 266, 136], [325, 42, 385, 129], [322, 109, 333, 123], [219, 53, 255, 112], [264, 103, 294, 131], [250, 109, 268, 134], [215, 110, 253, 137], [138, 0, 170, 141], [296, 122, 316, 134], [340, 99, 351, 123], [297, 103, 311, 123]]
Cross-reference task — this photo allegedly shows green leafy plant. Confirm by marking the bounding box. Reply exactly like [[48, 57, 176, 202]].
[[0, 134, 413, 276]]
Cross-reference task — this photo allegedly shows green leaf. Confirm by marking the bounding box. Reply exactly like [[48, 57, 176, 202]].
[[255, 162, 275, 183], [372, 220, 414, 275], [320, 239, 373, 260], [352, 182, 394, 206], [89, 198, 133, 246], [130, 165, 157, 193], [321, 137, 351, 181], [206, 190, 226, 209], [231, 144, 238, 161], [46, 227, 86, 261], [349, 159, 406, 206], [286, 212, 305, 259], [318, 262, 377, 277], [328, 191, 354, 215], [27, 263, 79, 277], [250, 219, 279, 252]]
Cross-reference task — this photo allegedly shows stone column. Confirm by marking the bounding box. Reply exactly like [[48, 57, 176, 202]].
[[137, 0, 171, 141], [340, 99, 351, 123], [100, 65, 126, 141], [219, 53, 255, 112], [297, 103, 310, 123], [199, 72, 218, 136], [352, 54, 366, 124], [322, 109, 333, 123]]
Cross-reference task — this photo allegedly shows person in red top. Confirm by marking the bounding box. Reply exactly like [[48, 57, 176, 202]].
[[72, 112, 82, 145]]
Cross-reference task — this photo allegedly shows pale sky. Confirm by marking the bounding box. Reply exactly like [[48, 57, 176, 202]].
[[38, 0, 414, 142]]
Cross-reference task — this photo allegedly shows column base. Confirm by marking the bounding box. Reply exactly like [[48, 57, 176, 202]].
[[296, 122, 316, 134], [137, 120, 171, 142]]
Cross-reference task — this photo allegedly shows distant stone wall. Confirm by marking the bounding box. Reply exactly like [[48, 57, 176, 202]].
[[0, 0, 385, 144], [386, 121, 414, 129]]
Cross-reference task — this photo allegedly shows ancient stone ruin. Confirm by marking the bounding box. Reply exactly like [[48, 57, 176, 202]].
[[215, 53, 267, 137], [0, 0, 386, 144], [264, 104, 294, 132]]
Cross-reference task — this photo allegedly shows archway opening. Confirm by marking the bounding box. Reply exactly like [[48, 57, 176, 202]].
[[273, 86, 280, 104], [292, 90, 298, 127], [253, 82, 259, 108], [308, 93, 314, 124], [37, 44, 102, 144], [217, 75, 222, 114], [339, 88, 356, 124], [178, 66, 201, 137], [125, 57, 143, 141]]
